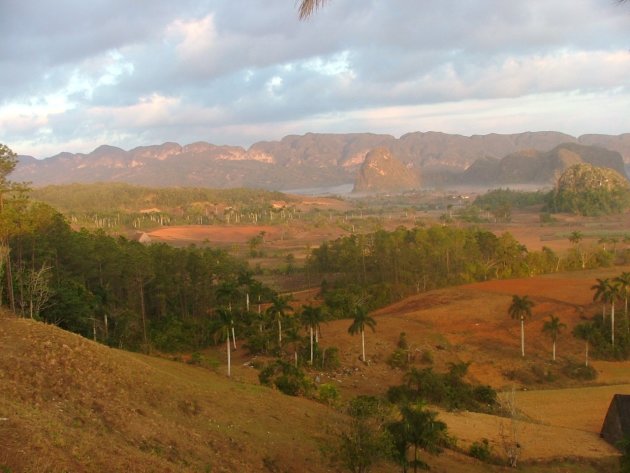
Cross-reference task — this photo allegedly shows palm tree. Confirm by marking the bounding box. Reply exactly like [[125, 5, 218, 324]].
[[266, 294, 293, 346], [573, 322, 596, 367], [348, 305, 376, 363], [606, 281, 621, 347], [615, 272, 630, 334], [216, 279, 241, 349], [508, 295, 535, 357], [298, 0, 329, 19], [541, 315, 566, 361], [591, 278, 610, 322], [387, 403, 448, 473], [215, 308, 233, 377], [300, 304, 324, 364]]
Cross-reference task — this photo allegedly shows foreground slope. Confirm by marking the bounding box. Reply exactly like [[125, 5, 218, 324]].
[[0, 312, 340, 472]]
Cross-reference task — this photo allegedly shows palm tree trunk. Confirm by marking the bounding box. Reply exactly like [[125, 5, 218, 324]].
[[361, 329, 366, 362], [552, 341, 556, 361], [585, 340, 589, 367], [231, 323, 237, 349], [612, 302, 615, 347], [521, 318, 525, 357], [310, 326, 314, 364], [226, 328, 231, 378], [278, 318, 282, 345]]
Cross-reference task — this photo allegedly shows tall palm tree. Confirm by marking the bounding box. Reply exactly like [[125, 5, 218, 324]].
[[266, 294, 293, 346], [215, 308, 233, 377], [216, 279, 241, 349], [300, 304, 324, 364], [348, 305, 376, 362], [508, 295, 534, 357], [541, 315, 566, 361], [615, 272, 630, 334], [573, 322, 596, 367], [591, 277, 610, 322], [606, 281, 621, 347]]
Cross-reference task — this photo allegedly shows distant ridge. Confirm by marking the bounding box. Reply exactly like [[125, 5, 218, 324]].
[[14, 131, 630, 191]]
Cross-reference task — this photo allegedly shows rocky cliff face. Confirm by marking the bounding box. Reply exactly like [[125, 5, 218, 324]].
[[14, 132, 630, 190], [352, 148, 421, 193], [461, 143, 627, 185]]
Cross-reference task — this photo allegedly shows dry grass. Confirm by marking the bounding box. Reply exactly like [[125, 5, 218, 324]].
[[3, 262, 630, 471]]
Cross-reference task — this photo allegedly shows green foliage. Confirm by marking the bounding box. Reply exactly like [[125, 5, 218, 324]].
[[469, 438, 493, 462], [326, 396, 393, 473], [318, 383, 340, 406], [387, 348, 410, 370], [547, 164, 630, 216], [386, 403, 449, 472], [258, 360, 313, 396], [562, 360, 597, 381], [474, 188, 548, 210], [310, 226, 561, 317], [619, 436, 630, 473], [31, 183, 295, 229], [389, 363, 498, 412]]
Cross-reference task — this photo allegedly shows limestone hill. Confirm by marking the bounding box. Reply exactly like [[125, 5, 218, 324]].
[[462, 142, 627, 186], [352, 147, 421, 193], [549, 163, 630, 215]]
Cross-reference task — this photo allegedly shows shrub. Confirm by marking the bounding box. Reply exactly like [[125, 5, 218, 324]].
[[563, 361, 597, 381], [258, 360, 314, 396], [420, 349, 434, 364], [318, 383, 340, 406], [387, 348, 409, 370], [469, 438, 492, 462]]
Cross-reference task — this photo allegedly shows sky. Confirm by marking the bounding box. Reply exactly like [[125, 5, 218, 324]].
[[1, 0, 629, 159]]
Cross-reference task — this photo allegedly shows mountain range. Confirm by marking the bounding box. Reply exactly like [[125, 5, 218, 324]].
[[15, 131, 630, 191]]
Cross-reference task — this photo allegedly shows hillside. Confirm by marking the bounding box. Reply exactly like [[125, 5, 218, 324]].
[[14, 131, 630, 191], [2, 266, 629, 471], [352, 147, 421, 193], [462, 143, 627, 185], [0, 311, 343, 473]]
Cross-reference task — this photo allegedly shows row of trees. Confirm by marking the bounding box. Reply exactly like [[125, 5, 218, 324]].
[[308, 226, 568, 315]]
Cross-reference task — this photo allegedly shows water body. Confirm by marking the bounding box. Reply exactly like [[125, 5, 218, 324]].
[[283, 183, 354, 196]]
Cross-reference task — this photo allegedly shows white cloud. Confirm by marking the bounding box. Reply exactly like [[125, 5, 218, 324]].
[[1, 0, 630, 158]]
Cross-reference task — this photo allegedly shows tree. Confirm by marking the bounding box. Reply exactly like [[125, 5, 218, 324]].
[[508, 295, 534, 357], [541, 314, 566, 361], [615, 272, 630, 334], [298, 0, 329, 19], [573, 322, 596, 367], [266, 294, 293, 347], [592, 278, 611, 321], [301, 304, 324, 364], [0, 143, 28, 312], [215, 307, 233, 377], [607, 281, 621, 347], [216, 279, 241, 349], [348, 305, 376, 363], [387, 403, 448, 473], [328, 395, 392, 473]]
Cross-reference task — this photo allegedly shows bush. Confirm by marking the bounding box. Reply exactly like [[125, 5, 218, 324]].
[[420, 349, 434, 364], [394, 364, 498, 413], [317, 346, 341, 371], [469, 438, 492, 462], [258, 360, 314, 396], [318, 383, 340, 406], [387, 348, 410, 370], [563, 361, 597, 381]]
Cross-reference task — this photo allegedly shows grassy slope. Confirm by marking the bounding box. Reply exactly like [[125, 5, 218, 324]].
[[2, 266, 629, 472]]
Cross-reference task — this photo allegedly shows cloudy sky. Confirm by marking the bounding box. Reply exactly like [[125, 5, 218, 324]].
[[1, 0, 629, 158]]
